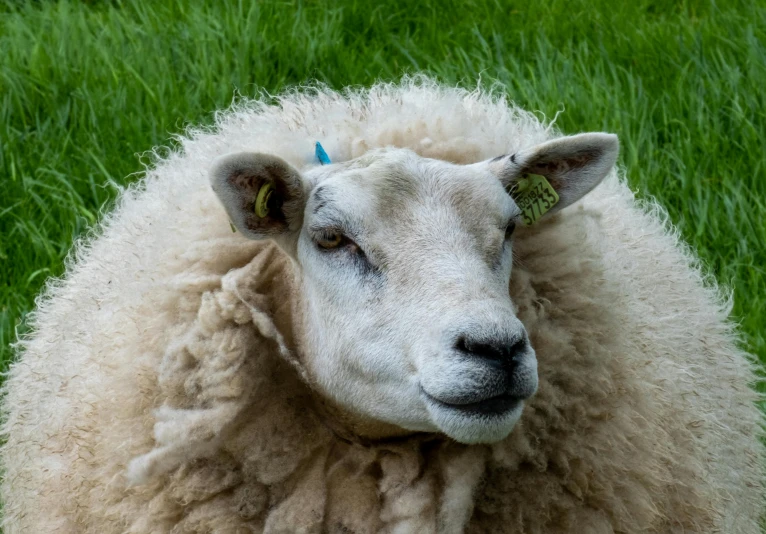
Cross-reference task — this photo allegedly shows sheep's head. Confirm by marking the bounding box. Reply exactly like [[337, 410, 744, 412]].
[[210, 133, 618, 444]]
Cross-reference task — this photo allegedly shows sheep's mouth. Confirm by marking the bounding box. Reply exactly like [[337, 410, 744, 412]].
[[420, 388, 522, 417]]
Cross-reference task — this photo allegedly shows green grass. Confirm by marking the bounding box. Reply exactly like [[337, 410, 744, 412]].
[[1, 0, 765, 379]]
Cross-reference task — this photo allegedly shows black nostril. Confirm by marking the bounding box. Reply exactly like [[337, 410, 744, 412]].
[[456, 337, 506, 361], [508, 337, 527, 362], [455, 335, 527, 364]]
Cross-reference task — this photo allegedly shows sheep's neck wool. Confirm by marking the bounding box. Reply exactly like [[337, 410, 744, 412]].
[[127, 242, 487, 532]]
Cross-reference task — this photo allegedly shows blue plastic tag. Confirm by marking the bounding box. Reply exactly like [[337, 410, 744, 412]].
[[315, 142, 331, 165]]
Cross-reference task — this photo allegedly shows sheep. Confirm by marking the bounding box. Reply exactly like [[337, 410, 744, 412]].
[[1, 77, 763, 534]]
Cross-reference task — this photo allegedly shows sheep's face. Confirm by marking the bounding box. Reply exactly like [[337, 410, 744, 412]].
[[211, 133, 618, 444]]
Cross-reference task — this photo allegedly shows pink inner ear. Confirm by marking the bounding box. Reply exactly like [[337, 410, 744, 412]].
[[211, 152, 309, 241], [226, 167, 290, 236], [528, 151, 601, 178]]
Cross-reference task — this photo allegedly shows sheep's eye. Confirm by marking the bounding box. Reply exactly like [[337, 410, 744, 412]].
[[316, 232, 344, 249], [505, 221, 516, 239]]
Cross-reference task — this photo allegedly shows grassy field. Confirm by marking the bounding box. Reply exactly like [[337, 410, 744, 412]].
[[1, 0, 765, 381]]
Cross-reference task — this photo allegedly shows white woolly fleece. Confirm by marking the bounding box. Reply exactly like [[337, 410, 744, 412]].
[[1, 77, 763, 533]]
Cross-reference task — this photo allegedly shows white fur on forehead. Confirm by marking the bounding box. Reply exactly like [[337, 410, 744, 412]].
[[304, 147, 418, 189], [306, 148, 514, 236]]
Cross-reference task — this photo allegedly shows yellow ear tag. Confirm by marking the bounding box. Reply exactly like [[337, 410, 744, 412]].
[[254, 182, 274, 218], [512, 174, 559, 226]]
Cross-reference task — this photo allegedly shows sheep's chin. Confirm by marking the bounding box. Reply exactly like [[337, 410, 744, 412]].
[[423, 399, 525, 445]]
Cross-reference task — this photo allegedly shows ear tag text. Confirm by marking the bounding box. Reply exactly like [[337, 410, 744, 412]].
[[512, 174, 559, 225], [254, 182, 275, 218]]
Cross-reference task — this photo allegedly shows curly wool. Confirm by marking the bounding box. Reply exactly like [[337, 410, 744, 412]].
[[2, 77, 763, 533]]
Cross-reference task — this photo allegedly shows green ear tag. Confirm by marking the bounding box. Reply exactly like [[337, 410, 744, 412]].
[[254, 182, 275, 218], [512, 174, 559, 226]]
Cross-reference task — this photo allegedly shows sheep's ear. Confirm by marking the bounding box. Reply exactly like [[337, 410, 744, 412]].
[[488, 133, 619, 216], [210, 152, 307, 240]]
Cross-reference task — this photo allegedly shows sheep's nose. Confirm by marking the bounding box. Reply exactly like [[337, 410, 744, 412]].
[[455, 335, 528, 370]]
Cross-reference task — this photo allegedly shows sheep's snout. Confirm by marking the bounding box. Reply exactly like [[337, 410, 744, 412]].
[[451, 332, 537, 401], [424, 328, 537, 407], [417, 314, 538, 444]]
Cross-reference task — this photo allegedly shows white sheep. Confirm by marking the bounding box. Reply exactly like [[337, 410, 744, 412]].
[[2, 78, 763, 533]]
